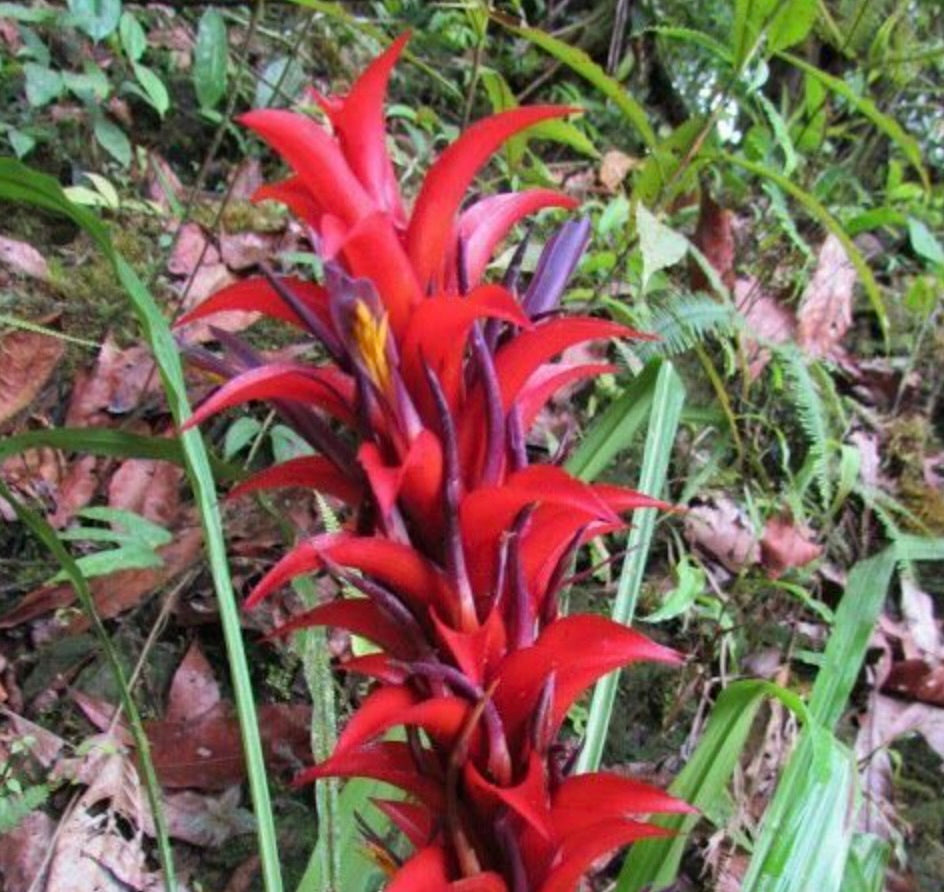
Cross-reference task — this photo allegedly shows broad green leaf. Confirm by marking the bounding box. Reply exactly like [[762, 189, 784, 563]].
[[63, 64, 111, 102], [742, 730, 859, 892], [632, 116, 707, 207], [731, 0, 777, 69], [637, 203, 688, 290], [23, 63, 63, 107], [224, 416, 263, 460], [908, 218, 944, 267], [271, 424, 314, 462], [492, 13, 657, 150], [67, 506, 173, 548], [194, 8, 227, 110], [642, 555, 705, 623], [119, 9, 146, 62], [904, 276, 940, 316], [648, 26, 734, 64], [51, 543, 165, 582], [779, 51, 929, 190], [575, 362, 685, 775], [92, 115, 131, 166], [767, 0, 817, 54], [131, 63, 169, 117], [68, 0, 121, 41], [254, 56, 306, 109], [0, 2, 59, 23], [7, 128, 36, 158]]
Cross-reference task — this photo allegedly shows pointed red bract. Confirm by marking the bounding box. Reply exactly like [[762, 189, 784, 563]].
[[179, 37, 685, 890], [406, 106, 578, 290]]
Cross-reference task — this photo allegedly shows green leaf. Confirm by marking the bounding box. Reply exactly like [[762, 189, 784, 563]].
[[908, 218, 944, 267], [93, 115, 132, 166], [51, 543, 165, 582], [575, 361, 685, 775], [132, 63, 170, 117], [779, 51, 929, 191], [67, 506, 173, 548], [194, 8, 227, 110], [767, 0, 817, 54], [7, 128, 36, 158], [254, 56, 306, 109], [842, 833, 892, 892], [618, 679, 810, 891], [742, 730, 859, 892], [119, 10, 146, 62], [0, 784, 50, 833], [0, 2, 59, 23], [23, 63, 63, 107], [642, 555, 705, 623], [637, 203, 688, 291], [63, 64, 111, 102], [492, 13, 657, 150], [223, 416, 263, 460], [68, 0, 121, 41], [566, 360, 660, 482]]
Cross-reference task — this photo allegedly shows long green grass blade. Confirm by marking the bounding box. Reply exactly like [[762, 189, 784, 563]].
[[617, 679, 810, 892], [742, 729, 859, 892], [0, 480, 177, 891], [778, 51, 929, 190], [574, 361, 685, 776], [566, 360, 660, 482], [842, 833, 891, 892], [0, 158, 284, 892], [491, 12, 657, 150], [722, 153, 888, 340]]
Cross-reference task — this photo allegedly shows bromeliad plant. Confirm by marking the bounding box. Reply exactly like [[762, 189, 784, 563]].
[[176, 33, 690, 892]]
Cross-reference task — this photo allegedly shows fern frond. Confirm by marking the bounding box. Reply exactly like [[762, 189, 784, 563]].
[[636, 293, 741, 360], [775, 344, 834, 509]]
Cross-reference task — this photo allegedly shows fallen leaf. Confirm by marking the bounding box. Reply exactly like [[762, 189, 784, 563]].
[[165, 641, 220, 723], [48, 454, 100, 528], [149, 787, 256, 847], [796, 233, 856, 358], [146, 703, 310, 790], [684, 496, 759, 571], [691, 191, 735, 292], [0, 235, 49, 280], [167, 222, 219, 277], [735, 276, 795, 380], [107, 458, 182, 527], [882, 660, 944, 707], [598, 150, 637, 193], [0, 446, 64, 521], [220, 230, 279, 271], [759, 515, 823, 578], [866, 691, 944, 763], [855, 686, 899, 841], [224, 855, 261, 892], [0, 708, 65, 767], [229, 158, 264, 201], [899, 578, 942, 660], [0, 330, 64, 425], [0, 809, 55, 892], [65, 336, 161, 426]]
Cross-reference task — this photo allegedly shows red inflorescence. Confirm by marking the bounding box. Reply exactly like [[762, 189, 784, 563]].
[[177, 33, 691, 892]]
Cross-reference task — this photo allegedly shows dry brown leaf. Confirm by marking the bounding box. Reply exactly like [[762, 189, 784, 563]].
[[0, 809, 55, 892], [150, 787, 256, 848], [691, 191, 735, 292], [0, 708, 65, 766], [865, 691, 944, 763], [735, 276, 796, 380], [220, 230, 279, 271], [0, 330, 64, 425], [48, 454, 100, 528], [0, 446, 64, 521], [0, 235, 49, 280], [598, 150, 637, 193], [882, 660, 944, 707], [65, 336, 161, 426], [229, 158, 264, 201], [107, 458, 182, 527], [224, 855, 261, 892], [899, 578, 942, 660], [168, 222, 219, 277], [796, 233, 856, 358], [759, 515, 823, 578], [165, 641, 221, 723], [684, 496, 759, 571]]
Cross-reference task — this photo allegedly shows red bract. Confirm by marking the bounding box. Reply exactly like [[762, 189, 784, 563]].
[[177, 33, 690, 891]]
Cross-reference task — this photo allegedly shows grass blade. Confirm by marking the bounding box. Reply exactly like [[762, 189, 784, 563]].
[[0, 159, 284, 892], [574, 360, 685, 775], [617, 679, 810, 892], [490, 12, 657, 150], [566, 360, 660, 482]]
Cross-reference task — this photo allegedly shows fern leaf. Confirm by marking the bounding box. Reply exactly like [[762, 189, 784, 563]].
[[636, 294, 741, 360]]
